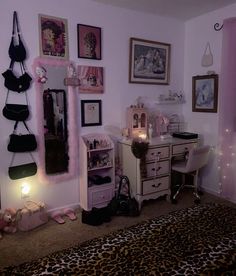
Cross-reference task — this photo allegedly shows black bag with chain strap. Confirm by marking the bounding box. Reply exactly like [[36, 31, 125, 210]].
[[8, 11, 27, 62], [8, 152, 37, 180], [8, 121, 37, 152], [108, 175, 140, 217]]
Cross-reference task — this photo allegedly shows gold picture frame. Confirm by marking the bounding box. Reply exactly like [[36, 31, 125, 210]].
[[39, 14, 69, 60]]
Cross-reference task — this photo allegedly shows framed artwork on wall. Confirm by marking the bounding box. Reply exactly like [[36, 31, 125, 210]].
[[77, 24, 101, 60], [78, 65, 104, 94], [129, 37, 170, 85], [81, 100, 102, 127], [38, 14, 69, 60], [192, 74, 218, 113]]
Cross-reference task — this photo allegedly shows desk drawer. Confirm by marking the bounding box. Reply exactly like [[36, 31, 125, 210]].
[[146, 160, 170, 177], [146, 146, 169, 161], [142, 176, 169, 195], [172, 142, 197, 156]]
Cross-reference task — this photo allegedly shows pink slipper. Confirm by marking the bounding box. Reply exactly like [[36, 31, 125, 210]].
[[51, 211, 65, 224], [64, 208, 77, 221]]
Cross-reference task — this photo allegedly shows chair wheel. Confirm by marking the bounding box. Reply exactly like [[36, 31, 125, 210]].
[[194, 198, 201, 204], [171, 198, 178, 204]]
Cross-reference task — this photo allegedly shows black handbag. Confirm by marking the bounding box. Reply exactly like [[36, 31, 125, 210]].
[[82, 207, 111, 226], [8, 121, 37, 152], [9, 162, 37, 180], [2, 88, 30, 121], [8, 11, 26, 62], [2, 68, 32, 93], [8, 153, 37, 180], [2, 103, 29, 121], [109, 176, 140, 217]]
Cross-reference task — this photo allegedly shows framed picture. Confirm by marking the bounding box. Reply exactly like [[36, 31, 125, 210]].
[[77, 24, 101, 60], [192, 74, 218, 113], [129, 37, 171, 85], [81, 100, 102, 127], [38, 14, 69, 60], [78, 65, 104, 94]]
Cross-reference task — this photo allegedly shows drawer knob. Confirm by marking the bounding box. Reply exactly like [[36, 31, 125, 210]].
[[152, 183, 161, 188]]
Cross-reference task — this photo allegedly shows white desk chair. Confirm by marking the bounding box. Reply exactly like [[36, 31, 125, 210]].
[[171, 145, 210, 204]]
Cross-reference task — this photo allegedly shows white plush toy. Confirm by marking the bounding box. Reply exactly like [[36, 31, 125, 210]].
[[36, 66, 48, 83]]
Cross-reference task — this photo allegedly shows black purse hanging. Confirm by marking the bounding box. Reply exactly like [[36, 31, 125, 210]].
[[2, 63, 32, 93], [8, 152, 37, 180], [2, 11, 31, 93], [8, 121, 37, 152], [8, 11, 27, 62], [2, 89, 30, 121]]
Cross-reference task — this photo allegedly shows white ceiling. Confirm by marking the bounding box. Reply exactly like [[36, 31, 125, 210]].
[[92, 0, 236, 21]]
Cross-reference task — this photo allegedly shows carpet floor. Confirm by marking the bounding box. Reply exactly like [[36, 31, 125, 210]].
[[0, 191, 235, 274], [1, 202, 236, 275]]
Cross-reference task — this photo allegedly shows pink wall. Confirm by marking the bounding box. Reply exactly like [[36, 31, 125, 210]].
[[184, 3, 236, 203], [0, 0, 185, 211]]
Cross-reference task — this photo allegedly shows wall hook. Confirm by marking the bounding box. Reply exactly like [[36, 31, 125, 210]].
[[214, 22, 223, 31]]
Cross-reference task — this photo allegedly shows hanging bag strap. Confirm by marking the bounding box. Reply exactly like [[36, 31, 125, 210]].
[[203, 42, 212, 55], [12, 120, 32, 134], [4, 88, 29, 105], [117, 175, 131, 199], [9, 151, 36, 168], [9, 59, 26, 73]]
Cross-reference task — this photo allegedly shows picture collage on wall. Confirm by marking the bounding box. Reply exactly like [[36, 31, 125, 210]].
[[77, 24, 103, 127], [38, 15, 103, 127]]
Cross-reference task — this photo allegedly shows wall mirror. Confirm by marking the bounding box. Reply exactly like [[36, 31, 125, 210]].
[[33, 57, 78, 183]]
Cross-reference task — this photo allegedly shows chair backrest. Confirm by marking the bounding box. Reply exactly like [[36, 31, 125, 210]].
[[186, 145, 210, 172]]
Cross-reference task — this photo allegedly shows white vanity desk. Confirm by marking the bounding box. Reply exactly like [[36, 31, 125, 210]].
[[118, 136, 198, 208]]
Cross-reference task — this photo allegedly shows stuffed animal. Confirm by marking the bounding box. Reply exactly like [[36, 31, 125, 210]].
[[0, 208, 18, 239], [35, 66, 48, 83]]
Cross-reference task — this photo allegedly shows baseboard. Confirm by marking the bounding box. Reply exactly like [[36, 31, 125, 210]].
[[201, 186, 236, 204], [47, 203, 81, 215]]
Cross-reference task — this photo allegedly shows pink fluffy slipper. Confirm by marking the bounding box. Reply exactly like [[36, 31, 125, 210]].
[[51, 211, 65, 224], [63, 208, 77, 221]]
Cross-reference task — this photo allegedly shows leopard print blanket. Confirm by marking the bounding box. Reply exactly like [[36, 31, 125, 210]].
[[1, 203, 236, 275]]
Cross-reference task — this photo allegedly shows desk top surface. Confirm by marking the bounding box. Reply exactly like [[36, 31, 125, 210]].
[[119, 136, 198, 147]]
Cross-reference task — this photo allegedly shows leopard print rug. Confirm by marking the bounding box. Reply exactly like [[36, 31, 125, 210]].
[[1, 203, 236, 275]]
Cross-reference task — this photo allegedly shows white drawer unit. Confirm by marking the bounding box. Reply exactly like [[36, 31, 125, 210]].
[[119, 136, 198, 209]]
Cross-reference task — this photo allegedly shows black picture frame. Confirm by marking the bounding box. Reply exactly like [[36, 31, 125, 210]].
[[77, 24, 101, 60], [81, 100, 102, 127], [192, 74, 218, 113]]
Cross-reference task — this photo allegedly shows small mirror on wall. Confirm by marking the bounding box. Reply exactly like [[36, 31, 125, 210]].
[[33, 57, 78, 183]]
